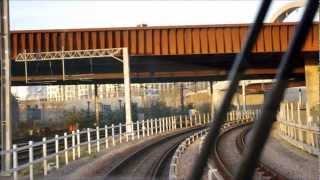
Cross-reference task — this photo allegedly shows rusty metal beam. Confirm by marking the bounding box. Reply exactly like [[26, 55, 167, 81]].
[[10, 23, 319, 59]]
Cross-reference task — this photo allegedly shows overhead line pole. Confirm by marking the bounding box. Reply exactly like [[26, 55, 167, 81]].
[[122, 48, 133, 134], [0, 0, 12, 173]]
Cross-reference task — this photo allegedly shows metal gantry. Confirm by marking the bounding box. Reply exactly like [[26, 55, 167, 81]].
[[14, 48, 123, 84], [188, 0, 319, 179]]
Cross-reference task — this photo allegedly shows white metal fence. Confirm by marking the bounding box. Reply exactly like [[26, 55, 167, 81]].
[[1, 112, 214, 180], [278, 102, 320, 155], [169, 110, 259, 180]]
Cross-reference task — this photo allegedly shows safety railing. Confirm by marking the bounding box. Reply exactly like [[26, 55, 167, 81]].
[[169, 110, 259, 180], [278, 102, 320, 155], [0, 113, 212, 180]]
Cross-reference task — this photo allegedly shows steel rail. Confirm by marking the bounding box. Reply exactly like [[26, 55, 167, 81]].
[[234, 0, 319, 179], [235, 126, 287, 180], [105, 127, 204, 179], [149, 142, 180, 179], [213, 124, 249, 179], [188, 1, 272, 179]]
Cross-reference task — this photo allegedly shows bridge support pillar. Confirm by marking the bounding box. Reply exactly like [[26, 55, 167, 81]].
[[304, 59, 320, 124], [304, 59, 319, 147]]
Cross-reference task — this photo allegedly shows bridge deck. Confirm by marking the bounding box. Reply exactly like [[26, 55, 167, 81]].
[[11, 22, 318, 59]]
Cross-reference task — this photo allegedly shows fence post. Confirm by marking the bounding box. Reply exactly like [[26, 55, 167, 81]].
[[155, 119, 158, 134], [190, 115, 193, 127], [137, 121, 140, 139], [168, 117, 171, 131], [29, 141, 34, 180], [43, 137, 48, 176], [87, 128, 91, 155], [286, 103, 289, 121], [185, 115, 188, 127], [297, 102, 301, 124], [96, 126, 100, 152], [158, 119, 161, 133], [170, 117, 173, 130], [76, 129, 81, 158], [161, 118, 165, 133], [64, 132, 69, 164], [151, 119, 154, 135], [55, 135, 59, 169], [165, 117, 169, 131], [142, 120, 145, 137], [119, 123, 122, 143], [13, 144, 18, 180], [163, 118, 165, 133], [179, 115, 183, 128], [163, 118, 166, 132], [131, 123, 135, 140], [198, 113, 201, 125], [162, 118, 165, 132], [169, 117, 171, 131], [112, 124, 115, 146], [105, 125, 109, 149], [147, 120, 150, 136], [126, 123, 129, 142], [169, 117, 172, 131], [194, 114, 197, 125], [72, 131, 76, 160], [172, 116, 175, 130]]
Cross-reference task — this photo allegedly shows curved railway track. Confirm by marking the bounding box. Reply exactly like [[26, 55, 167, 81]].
[[105, 127, 203, 180], [213, 123, 287, 180]]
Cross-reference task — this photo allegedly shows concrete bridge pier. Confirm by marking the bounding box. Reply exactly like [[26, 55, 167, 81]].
[[305, 59, 320, 123], [304, 58, 319, 147]]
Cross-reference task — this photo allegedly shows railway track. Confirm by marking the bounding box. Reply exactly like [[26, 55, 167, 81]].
[[105, 127, 204, 180], [213, 123, 287, 180]]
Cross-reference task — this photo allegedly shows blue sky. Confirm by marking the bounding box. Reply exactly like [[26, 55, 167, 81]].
[[10, 0, 303, 30]]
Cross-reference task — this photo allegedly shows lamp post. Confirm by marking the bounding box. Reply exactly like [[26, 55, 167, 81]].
[[94, 84, 99, 126]]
